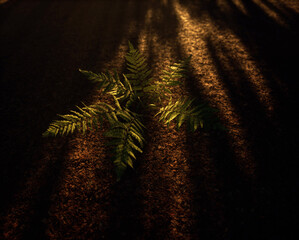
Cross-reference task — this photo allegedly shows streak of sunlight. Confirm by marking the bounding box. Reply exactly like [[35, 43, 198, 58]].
[[252, 0, 287, 26], [162, 0, 169, 7], [45, 137, 113, 238], [174, 0, 257, 179], [140, 125, 194, 239], [137, 5, 176, 79], [137, 4, 194, 236], [166, 144, 194, 239], [219, 36, 275, 117], [231, 0, 249, 15], [0, 0, 9, 5]]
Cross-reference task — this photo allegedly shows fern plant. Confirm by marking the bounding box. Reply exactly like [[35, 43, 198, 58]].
[[43, 42, 223, 180]]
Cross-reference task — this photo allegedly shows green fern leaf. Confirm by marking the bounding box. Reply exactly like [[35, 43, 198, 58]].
[[43, 103, 110, 137], [125, 42, 152, 88], [156, 96, 222, 132], [128, 139, 143, 153]]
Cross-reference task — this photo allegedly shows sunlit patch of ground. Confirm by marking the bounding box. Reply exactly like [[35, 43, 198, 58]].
[[139, 123, 195, 239], [45, 133, 114, 239], [135, 5, 195, 237]]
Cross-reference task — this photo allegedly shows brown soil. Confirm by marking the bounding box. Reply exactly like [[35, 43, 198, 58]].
[[1, 0, 298, 239]]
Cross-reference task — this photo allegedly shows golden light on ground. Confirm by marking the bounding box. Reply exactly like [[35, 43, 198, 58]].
[[173, 0, 257, 179], [0, 0, 9, 5], [231, 0, 249, 15], [216, 36, 275, 117], [45, 135, 113, 238], [136, 4, 195, 236], [252, 0, 288, 26], [2, 0, 297, 238], [139, 124, 195, 239]]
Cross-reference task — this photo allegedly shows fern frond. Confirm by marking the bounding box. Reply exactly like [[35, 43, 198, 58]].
[[156, 97, 221, 132], [43, 103, 115, 137], [79, 69, 126, 98], [161, 56, 191, 83], [156, 56, 191, 97], [104, 109, 145, 180], [79, 69, 112, 90], [125, 41, 152, 88], [80, 68, 137, 110]]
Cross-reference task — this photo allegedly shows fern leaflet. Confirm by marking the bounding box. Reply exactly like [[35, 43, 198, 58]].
[[155, 97, 221, 131]]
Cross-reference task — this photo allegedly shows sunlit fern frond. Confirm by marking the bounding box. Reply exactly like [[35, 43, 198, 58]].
[[157, 55, 191, 95], [79, 69, 125, 96], [155, 96, 222, 132], [125, 41, 152, 88], [43, 102, 117, 137], [142, 56, 191, 102], [80, 68, 136, 107], [104, 109, 145, 180]]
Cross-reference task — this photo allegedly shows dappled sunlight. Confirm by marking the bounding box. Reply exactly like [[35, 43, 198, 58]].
[[174, 0, 257, 179], [252, 0, 288, 26], [213, 35, 275, 118], [1, 0, 297, 238], [137, 0, 181, 89], [136, 3, 196, 237], [164, 138, 194, 239], [43, 39, 133, 238], [45, 135, 114, 239], [139, 124, 195, 238], [231, 0, 249, 15]]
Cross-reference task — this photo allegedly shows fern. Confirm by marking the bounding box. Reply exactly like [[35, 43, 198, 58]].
[[43, 42, 224, 180], [158, 56, 191, 93], [43, 103, 115, 137], [104, 110, 145, 180], [125, 41, 152, 88], [155, 97, 222, 131]]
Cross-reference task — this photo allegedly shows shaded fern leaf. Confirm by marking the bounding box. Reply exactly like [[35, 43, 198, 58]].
[[125, 41, 152, 89], [79, 69, 129, 100], [79, 69, 114, 91], [104, 109, 145, 180]]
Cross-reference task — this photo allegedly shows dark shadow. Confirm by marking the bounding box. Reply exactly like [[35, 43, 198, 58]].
[[185, 131, 269, 239], [21, 140, 68, 239], [0, 0, 153, 238]]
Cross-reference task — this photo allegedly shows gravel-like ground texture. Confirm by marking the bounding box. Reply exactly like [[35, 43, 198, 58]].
[[1, 0, 298, 239]]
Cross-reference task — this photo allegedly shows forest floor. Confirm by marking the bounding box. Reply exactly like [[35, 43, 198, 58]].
[[0, 0, 298, 239]]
